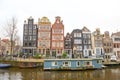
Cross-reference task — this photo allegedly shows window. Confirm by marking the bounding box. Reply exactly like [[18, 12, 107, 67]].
[[84, 50, 88, 55], [84, 40, 87, 44], [60, 30, 63, 33], [60, 42, 63, 47], [29, 36, 32, 40], [46, 41, 50, 47], [32, 42, 36, 47], [39, 42, 42, 46], [83, 34, 86, 38], [62, 61, 71, 67], [117, 44, 119, 48], [52, 61, 58, 66], [95, 41, 102, 47], [97, 60, 101, 64], [84, 61, 92, 66], [24, 25, 28, 29], [24, 32, 28, 35], [89, 45, 91, 49], [29, 43, 32, 46], [33, 25, 36, 29], [24, 43, 27, 46], [104, 43, 106, 46], [96, 48, 101, 55], [89, 50, 92, 56], [74, 33, 76, 37], [76, 61, 80, 67], [28, 20, 33, 25], [77, 46, 82, 51], [114, 44, 116, 48], [84, 45, 87, 49], [74, 33, 81, 37], [52, 42, 55, 47], [87, 34, 91, 38], [29, 24, 32, 29], [114, 38, 120, 41], [99, 42, 102, 47], [78, 33, 81, 37], [33, 36, 36, 41], [53, 35, 63, 40], [33, 30, 36, 35], [24, 30, 28, 35], [53, 29, 63, 34], [29, 30, 32, 35], [47, 26, 50, 30], [88, 40, 91, 44], [95, 42, 99, 47], [74, 39, 82, 44], [24, 36, 28, 41], [39, 26, 43, 30]]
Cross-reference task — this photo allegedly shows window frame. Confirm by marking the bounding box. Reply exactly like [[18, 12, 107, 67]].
[[62, 61, 71, 67], [52, 61, 58, 66], [76, 61, 80, 67]]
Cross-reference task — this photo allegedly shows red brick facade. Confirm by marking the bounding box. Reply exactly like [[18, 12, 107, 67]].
[[51, 16, 64, 57]]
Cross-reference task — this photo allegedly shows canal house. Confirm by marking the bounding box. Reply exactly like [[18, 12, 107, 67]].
[[44, 58, 102, 70]]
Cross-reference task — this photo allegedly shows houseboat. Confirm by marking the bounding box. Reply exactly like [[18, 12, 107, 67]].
[[44, 58, 102, 71]]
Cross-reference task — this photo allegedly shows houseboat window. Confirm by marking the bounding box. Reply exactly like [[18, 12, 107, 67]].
[[97, 60, 101, 64], [76, 61, 80, 67], [63, 61, 71, 67], [52, 61, 58, 66], [84, 61, 92, 66]]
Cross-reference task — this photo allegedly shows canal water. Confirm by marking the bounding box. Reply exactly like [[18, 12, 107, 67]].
[[0, 67, 120, 80]]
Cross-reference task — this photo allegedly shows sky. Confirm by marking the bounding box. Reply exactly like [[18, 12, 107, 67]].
[[0, 0, 120, 40]]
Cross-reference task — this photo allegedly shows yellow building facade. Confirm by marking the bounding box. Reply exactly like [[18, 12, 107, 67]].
[[92, 28, 104, 57], [38, 17, 51, 57]]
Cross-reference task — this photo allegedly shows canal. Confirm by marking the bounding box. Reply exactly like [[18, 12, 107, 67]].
[[0, 67, 120, 80]]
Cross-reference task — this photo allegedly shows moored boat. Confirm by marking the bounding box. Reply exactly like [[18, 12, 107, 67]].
[[18, 62, 39, 68], [102, 62, 120, 67], [44, 58, 103, 71], [0, 63, 11, 68]]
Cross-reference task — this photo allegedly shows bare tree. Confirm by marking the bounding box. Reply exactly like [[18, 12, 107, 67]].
[[4, 17, 19, 57]]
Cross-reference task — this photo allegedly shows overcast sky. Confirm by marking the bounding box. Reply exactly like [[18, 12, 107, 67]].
[[0, 0, 120, 40]]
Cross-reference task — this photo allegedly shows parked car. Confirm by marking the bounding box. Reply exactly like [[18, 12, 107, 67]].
[[110, 55, 117, 62]]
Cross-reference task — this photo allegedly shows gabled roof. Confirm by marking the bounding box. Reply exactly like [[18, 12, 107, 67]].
[[82, 26, 90, 32], [38, 16, 51, 24], [72, 29, 82, 33], [111, 32, 120, 36]]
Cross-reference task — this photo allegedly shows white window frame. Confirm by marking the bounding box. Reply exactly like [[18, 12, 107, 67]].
[[84, 61, 92, 66], [52, 61, 58, 66], [62, 61, 71, 67], [76, 61, 80, 67], [33, 25, 36, 29], [97, 60, 102, 64]]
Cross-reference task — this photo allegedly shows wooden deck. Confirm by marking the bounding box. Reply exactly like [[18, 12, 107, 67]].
[[17, 58, 44, 63]]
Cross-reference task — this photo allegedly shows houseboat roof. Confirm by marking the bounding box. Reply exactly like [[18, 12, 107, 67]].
[[44, 58, 102, 61]]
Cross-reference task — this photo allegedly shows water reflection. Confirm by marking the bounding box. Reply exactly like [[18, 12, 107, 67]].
[[43, 70, 104, 80], [0, 70, 22, 80], [0, 68, 120, 80]]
